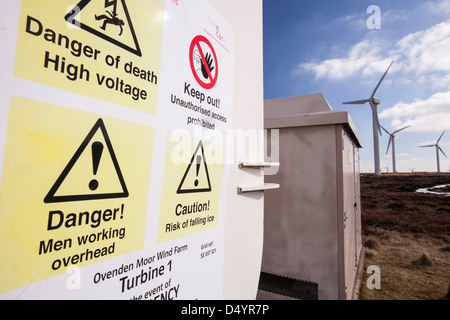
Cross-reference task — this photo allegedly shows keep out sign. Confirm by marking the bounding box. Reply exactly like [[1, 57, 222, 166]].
[[189, 35, 219, 89]]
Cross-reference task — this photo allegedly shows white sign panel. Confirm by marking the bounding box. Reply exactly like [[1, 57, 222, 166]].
[[0, 0, 233, 300]]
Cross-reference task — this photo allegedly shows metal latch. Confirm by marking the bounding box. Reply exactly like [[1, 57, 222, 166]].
[[237, 183, 280, 194], [238, 161, 280, 169]]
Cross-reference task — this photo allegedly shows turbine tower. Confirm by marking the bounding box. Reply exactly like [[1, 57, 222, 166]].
[[420, 131, 447, 172], [381, 125, 410, 173], [343, 60, 394, 176]]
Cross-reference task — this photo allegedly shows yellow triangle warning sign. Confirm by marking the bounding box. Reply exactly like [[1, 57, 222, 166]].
[[177, 141, 212, 194], [44, 118, 128, 203], [65, 0, 142, 56]]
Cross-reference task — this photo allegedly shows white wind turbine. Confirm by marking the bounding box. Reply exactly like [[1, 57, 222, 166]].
[[343, 60, 394, 176], [420, 131, 447, 173], [381, 125, 410, 173]]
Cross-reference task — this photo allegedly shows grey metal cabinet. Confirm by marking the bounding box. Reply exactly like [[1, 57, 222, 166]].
[[260, 94, 363, 300]]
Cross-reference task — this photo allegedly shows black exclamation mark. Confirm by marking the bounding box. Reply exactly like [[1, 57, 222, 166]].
[[194, 155, 201, 187], [89, 141, 104, 191]]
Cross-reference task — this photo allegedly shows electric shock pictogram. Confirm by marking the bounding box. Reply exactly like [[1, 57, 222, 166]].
[[66, 0, 142, 56]]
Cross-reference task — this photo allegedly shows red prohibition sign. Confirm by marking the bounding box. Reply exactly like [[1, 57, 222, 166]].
[[189, 35, 218, 90]]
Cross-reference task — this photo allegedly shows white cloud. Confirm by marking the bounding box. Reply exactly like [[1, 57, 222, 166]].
[[424, 0, 450, 14], [382, 9, 408, 24], [379, 90, 450, 132], [332, 13, 366, 31], [298, 19, 450, 85], [393, 20, 450, 76], [298, 40, 393, 80]]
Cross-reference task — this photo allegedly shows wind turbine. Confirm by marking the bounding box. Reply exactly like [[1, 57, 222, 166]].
[[420, 131, 447, 172], [381, 125, 410, 173], [343, 60, 394, 176]]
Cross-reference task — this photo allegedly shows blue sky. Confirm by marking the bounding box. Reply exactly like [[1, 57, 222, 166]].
[[263, 0, 450, 173]]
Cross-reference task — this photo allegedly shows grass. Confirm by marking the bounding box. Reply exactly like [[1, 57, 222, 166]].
[[358, 173, 450, 300], [359, 227, 450, 300]]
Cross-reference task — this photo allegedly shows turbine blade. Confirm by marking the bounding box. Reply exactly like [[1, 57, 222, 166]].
[[380, 125, 390, 135], [370, 60, 394, 99], [437, 131, 445, 143], [438, 146, 447, 158], [376, 116, 383, 136], [420, 145, 435, 148], [343, 99, 370, 105], [393, 125, 410, 134], [386, 137, 392, 155]]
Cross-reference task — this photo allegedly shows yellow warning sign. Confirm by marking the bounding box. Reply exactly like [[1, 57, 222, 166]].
[[157, 135, 223, 243], [14, 0, 163, 114], [0, 96, 154, 293]]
